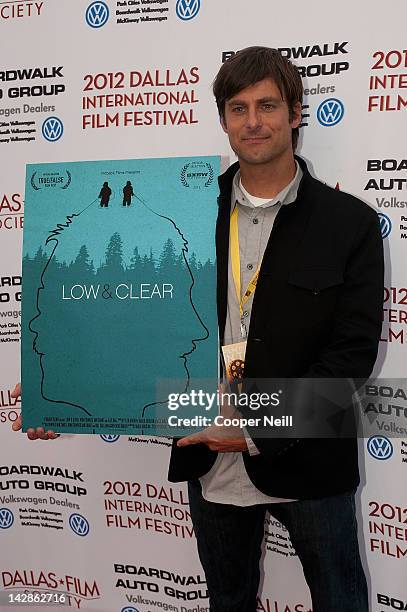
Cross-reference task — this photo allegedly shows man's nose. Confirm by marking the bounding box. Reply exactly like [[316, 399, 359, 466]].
[[245, 106, 262, 130]]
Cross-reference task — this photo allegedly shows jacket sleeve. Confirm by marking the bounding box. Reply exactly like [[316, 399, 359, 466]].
[[303, 209, 384, 380], [246, 208, 384, 459]]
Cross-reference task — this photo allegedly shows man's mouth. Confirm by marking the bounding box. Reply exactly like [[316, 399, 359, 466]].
[[242, 136, 270, 143]]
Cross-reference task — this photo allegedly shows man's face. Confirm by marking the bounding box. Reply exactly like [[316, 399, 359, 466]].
[[221, 77, 301, 166]]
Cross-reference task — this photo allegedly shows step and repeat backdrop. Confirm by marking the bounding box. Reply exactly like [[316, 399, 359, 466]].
[[1, 1, 406, 611]]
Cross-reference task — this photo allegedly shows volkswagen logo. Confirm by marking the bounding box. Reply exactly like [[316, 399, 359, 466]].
[[0, 508, 14, 529], [121, 608, 139, 612], [176, 0, 201, 20], [100, 434, 120, 443], [86, 1, 109, 28], [317, 98, 345, 126], [378, 213, 392, 239], [367, 436, 393, 460], [69, 513, 90, 536], [42, 117, 64, 142]]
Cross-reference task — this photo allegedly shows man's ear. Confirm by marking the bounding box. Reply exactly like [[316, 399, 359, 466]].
[[291, 102, 302, 129], [220, 114, 228, 134]]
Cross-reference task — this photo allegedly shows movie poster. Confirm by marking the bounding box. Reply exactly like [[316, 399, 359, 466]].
[[22, 156, 220, 434]]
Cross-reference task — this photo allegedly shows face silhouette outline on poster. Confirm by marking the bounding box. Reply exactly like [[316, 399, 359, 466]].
[[27, 180, 209, 431]]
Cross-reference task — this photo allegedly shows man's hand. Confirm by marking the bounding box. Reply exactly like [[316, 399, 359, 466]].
[[177, 422, 248, 452], [11, 383, 59, 440]]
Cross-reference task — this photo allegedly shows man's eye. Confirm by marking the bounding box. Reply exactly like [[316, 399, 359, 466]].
[[262, 103, 275, 111], [231, 106, 245, 113]]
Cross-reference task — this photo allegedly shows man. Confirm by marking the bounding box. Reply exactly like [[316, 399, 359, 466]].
[[98, 181, 111, 207], [122, 180, 134, 206], [167, 47, 384, 611], [13, 46, 383, 612]]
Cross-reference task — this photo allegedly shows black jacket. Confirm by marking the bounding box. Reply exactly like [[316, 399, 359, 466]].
[[168, 156, 384, 499]]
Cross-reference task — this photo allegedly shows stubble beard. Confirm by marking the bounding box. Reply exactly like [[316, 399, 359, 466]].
[[232, 142, 282, 167], [231, 135, 293, 168]]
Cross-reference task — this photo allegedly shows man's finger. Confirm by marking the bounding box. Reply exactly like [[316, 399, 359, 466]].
[[27, 428, 38, 440], [177, 432, 203, 447], [11, 383, 21, 399], [47, 430, 59, 439], [36, 427, 48, 440], [12, 416, 22, 431]]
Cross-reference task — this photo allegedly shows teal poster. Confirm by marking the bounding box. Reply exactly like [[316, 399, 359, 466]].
[[22, 156, 220, 435]]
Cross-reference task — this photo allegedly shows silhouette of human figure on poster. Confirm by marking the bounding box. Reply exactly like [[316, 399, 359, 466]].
[[99, 182, 111, 207], [123, 181, 134, 206]]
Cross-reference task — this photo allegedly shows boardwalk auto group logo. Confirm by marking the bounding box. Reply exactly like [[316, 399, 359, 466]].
[[42, 117, 64, 142], [367, 436, 393, 460], [176, 0, 201, 20], [317, 98, 344, 126], [378, 213, 392, 239], [69, 513, 90, 537], [86, 1, 109, 28], [0, 508, 14, 529]]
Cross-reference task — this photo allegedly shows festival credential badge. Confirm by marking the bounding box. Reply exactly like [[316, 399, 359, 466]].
[[221, 340, 247, 387]]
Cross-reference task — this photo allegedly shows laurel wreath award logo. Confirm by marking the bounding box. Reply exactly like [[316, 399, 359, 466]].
[[180, 162, 214, 189], [31, 171, 72, 191]]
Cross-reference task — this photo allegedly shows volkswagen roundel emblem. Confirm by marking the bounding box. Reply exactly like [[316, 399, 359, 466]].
[[317, 98, 344, 126], [378, 213, 392, 239], [100, 434, 120, 443], [176, 0, 201, 20], [86, 1, 109, 28], [367, 436, 393, 460], [42, 117, 64, 142], [121, 607, 140, 612], [69, 513, 90, 536], [0, 508, 14, 529]]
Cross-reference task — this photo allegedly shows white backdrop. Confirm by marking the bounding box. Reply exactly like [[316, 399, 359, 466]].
[[1, 1, 406, 611]]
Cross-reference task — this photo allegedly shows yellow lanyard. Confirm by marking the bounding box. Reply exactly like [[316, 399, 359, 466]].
[[230, 204, 262, 324]]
